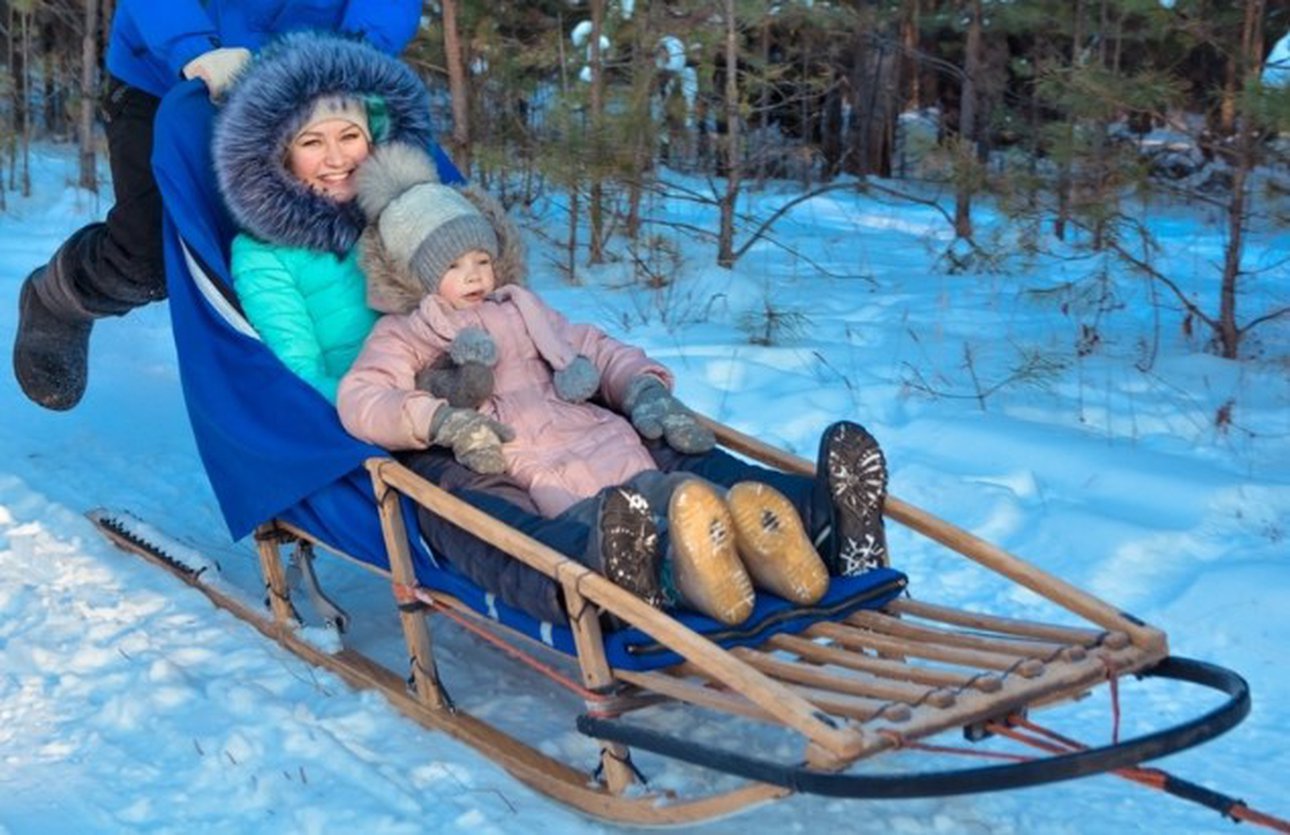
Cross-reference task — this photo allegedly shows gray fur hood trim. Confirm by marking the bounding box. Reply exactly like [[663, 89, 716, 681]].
[[359, 143, 526, 315], [213, 31, 434, 255]]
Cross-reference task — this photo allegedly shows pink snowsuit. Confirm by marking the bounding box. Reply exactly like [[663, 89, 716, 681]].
[[338, 285, 672, 517]]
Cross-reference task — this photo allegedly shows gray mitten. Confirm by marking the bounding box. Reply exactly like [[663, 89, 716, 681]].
[[417, 359, 494, 408], [430, 406, 515, 474], [622, 375, 715, 454], [553, 354, 599, 402], [415, 327, 498, 409]]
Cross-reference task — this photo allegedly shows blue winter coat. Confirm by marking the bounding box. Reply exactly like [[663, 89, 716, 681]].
[[105, 0, 421, 97]]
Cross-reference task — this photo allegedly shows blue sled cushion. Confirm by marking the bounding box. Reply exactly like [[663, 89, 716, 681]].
[[419, 555, 908, 674], [602, 568, 908, 671]]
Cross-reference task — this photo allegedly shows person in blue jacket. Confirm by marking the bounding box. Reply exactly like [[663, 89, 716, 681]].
[[11, 0, 421, 412]]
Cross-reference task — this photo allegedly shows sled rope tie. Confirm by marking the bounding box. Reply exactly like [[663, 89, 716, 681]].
[[394, 582, 614, 707], [876, 688, 1285, 831], [592, 747, 648, 786], [876, 730, 1032, 763], [983, 715, 1290, 833]]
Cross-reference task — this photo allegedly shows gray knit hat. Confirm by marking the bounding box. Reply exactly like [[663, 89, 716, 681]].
[[382, 184, 498, 292], [357, 143, 498, 293]]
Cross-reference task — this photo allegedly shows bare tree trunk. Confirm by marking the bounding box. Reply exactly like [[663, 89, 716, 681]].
[[440, 0, 472, 176], [7, 3, 17, 192], [586, 0, 606, 265], [952, 0, 980, 241], [624, 8, 653, 242], [902, 0, 921, 110], [1055, 0, 1084, 242], [1219, 51, 1238, 136], [44, 48, 57, 136], [1090, 0, 1111, 251], [1218, 0, 1266, 359], [555, 11, 579, 279], [717, 0, 741, 268], [79, 0, 100, 192], [755, 19, 769, 186], [21, 6, 33, 197]]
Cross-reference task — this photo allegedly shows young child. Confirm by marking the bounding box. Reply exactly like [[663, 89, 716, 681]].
[[337, 142, 830, 625]]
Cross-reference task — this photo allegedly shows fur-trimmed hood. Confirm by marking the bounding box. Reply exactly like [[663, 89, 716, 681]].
[[356, 142, 526, 315], [213, 31, 434, 255]]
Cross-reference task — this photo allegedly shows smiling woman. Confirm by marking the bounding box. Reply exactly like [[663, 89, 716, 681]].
[[286, 100, 373, 202]]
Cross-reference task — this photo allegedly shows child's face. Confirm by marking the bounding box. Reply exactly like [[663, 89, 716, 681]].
[[287, 119, 370, 202], [438, 249, 497, 310]]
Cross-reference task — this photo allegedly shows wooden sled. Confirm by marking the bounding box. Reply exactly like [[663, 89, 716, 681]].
[[92, 418, 1247, 825]]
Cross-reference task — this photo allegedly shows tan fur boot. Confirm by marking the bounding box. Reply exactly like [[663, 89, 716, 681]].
[[667, 480, 755, 625], [727, 482, 829, 605]]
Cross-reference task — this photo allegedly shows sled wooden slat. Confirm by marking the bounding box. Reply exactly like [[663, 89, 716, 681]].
[[766, 633, 1005, 693], [372, 470, 447, 710], [627, 662, 915, 725], [872, 645, 1165, 746], [806, 621, 1048, 677], [731, 646, 956, 708], [783, 685, 913, 723], [846, 610, 1088, 662], [254, 528, 297, 626], [614, 669, 780, 724], [562, 579, 638, 794], [886, 598, 1130, 649]]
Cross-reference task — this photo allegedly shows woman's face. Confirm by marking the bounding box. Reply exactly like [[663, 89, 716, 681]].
[[287, 119, 370, 202], [438, 249, 497, 310]]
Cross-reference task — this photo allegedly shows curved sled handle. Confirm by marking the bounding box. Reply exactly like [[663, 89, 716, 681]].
[[699, 416, 1166, 652], [579, 655, 1249, 799]]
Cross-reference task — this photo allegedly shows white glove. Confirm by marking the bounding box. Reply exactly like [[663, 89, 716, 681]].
[[182, 47, 252, 100]]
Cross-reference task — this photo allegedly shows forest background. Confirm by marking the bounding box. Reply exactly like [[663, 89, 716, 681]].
[[2, 0, 1289, 370]]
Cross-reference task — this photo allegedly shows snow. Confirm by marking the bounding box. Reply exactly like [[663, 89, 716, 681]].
[[2, 142, 1289, 833]]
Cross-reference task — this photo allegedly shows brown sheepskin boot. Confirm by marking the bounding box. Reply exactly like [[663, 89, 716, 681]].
[[727, 481, 829, 605], [666, 479, 755, 625]]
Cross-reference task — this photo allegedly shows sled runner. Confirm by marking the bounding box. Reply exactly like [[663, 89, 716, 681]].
[[105, 82, 1255, 825]]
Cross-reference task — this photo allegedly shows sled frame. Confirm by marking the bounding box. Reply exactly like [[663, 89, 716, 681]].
[[244, 418, 1245, 825]]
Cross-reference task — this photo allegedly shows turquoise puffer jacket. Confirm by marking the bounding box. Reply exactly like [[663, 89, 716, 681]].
[[231, 235, 378, 403]]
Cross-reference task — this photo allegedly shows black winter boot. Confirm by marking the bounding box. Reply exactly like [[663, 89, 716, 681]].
[[592, 487, 665, 609], [814, 421, 889, 575], [13, 265, 93, 411]]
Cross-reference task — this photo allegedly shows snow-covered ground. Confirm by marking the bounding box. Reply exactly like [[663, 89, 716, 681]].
[[2, 143, 1287, 833]]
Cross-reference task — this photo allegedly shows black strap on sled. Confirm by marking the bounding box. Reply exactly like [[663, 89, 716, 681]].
[[577, 656, 1248, 799]]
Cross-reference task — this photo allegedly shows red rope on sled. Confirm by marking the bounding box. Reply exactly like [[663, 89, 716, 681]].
[[983, 714, 1290, 833], [394, 582, 612, 706]]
